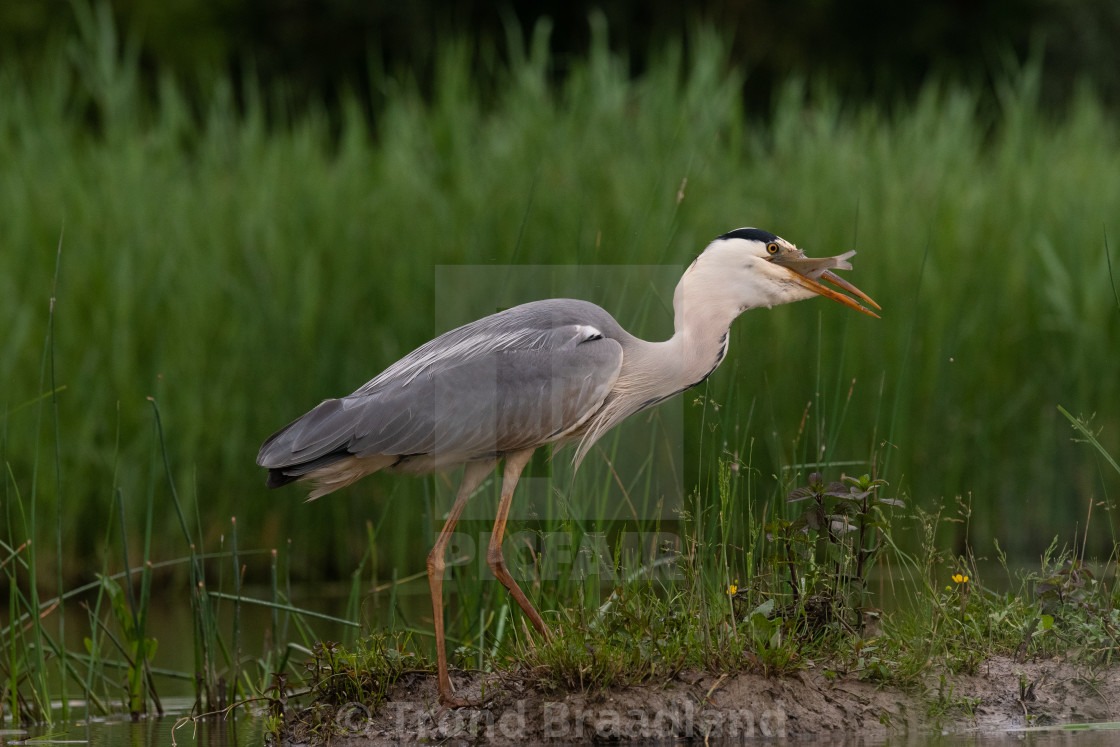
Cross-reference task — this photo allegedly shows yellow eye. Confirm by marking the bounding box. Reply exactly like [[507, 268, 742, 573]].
[[766, 242, 779, 255]]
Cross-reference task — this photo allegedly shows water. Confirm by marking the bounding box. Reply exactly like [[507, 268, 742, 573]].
[[0, 698, 263, 746], [2, 702, 1117, 746], [3, 720, 1118, 747], [888, 727, 1120, 745]]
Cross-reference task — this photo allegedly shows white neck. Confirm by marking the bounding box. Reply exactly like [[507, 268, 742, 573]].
[[572, 251, 753, 465], [621, 256, 748, 406], [573, 234, 830, 466]]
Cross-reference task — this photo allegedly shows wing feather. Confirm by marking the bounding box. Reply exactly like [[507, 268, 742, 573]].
[[257, 299, 627, 476]]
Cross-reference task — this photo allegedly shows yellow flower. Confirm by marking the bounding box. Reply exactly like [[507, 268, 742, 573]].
[[727, 582, 738, 595], [952, 573, 969, 584]]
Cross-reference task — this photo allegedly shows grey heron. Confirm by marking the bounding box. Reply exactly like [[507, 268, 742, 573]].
[[257, 227, 879, 706]]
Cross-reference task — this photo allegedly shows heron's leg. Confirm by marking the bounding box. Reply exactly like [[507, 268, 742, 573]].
[[427, 459, 494, 707], [485, 448, 551, 639]]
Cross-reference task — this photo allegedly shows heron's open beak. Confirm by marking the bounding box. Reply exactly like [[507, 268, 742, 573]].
[[770, 249, 881, 318]]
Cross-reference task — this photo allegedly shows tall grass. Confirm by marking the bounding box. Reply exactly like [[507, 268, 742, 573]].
[[2, 225, 355, 725], [1, 11, 1118, 591], [2, 357, 355, 725]]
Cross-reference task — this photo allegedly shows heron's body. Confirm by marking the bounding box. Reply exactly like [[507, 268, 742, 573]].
[[257, 227, 880, 706], [259, 299, 630, 490]]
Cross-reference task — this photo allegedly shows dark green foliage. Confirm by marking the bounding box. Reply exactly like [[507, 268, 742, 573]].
[[772, 473, 896, 622]]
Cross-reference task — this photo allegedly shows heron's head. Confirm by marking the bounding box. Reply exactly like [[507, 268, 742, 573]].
[[689, 227, 880, 318]]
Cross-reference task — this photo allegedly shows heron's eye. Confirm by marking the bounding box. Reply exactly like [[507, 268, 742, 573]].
[[766, 242, 779, 255]]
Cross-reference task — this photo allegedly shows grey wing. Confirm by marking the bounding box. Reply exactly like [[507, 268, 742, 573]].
[[257, 309, 624, 480]]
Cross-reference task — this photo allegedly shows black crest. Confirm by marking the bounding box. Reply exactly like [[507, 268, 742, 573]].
[[717, 227, 779, 244]]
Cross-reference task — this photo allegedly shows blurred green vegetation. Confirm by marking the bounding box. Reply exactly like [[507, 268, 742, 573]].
[[1, 13, 1118, 588], [3, 1, 1120, 112]]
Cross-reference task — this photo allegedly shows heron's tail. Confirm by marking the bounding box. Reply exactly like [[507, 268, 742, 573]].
[[267, 468, 301, 489]]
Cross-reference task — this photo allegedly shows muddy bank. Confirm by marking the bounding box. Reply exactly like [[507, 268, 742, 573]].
[[281, 656, 1118, 743]]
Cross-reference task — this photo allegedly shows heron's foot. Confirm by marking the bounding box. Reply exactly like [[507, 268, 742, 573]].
[[434, 670, 495, 711], [437, 687, 492, 710]]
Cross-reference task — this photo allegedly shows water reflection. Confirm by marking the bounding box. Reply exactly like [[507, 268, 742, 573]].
[[877, 728, 1120, 745], [3, 703, 1116, 745], [0, 698, 262, 747]]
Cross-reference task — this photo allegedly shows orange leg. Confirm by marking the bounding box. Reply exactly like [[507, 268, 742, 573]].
[[486, 448, 552, 640], [427, 459, 494, 707]]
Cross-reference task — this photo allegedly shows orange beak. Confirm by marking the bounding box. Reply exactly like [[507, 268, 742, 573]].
[[789, 269, 881, 318], [770, 248, 881, 318]]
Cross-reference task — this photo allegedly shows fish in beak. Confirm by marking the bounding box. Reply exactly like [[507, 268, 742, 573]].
[[769, 247, 881, 318]]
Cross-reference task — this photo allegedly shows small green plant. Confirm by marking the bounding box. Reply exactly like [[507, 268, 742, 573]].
[[928, 673, 981, 724], [276, 633, 426, 742], [741, 598, 799, 674], [848, 637, 893, 681], [1017, 547, 1120, 662], [94, 574, 158, 716], [1037, 557, 1095, 609], [766, 472, 897, 632]]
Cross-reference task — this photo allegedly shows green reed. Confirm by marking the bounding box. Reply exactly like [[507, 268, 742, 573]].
[[3, 17, 1119, 577], [0, 232, 371, 726]]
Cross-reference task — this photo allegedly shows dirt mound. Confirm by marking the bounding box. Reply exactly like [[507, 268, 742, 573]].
[[283, 656, 1119, 743]]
